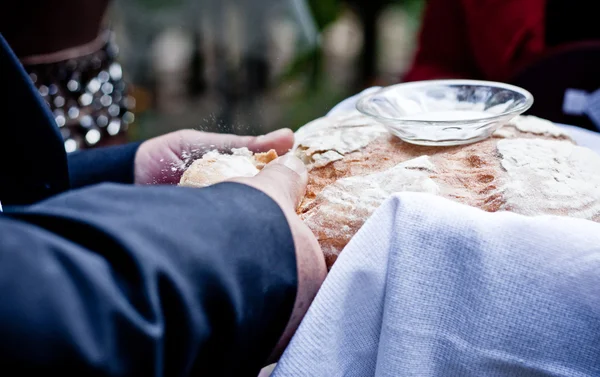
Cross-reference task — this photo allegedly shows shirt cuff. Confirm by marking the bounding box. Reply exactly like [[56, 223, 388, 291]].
[[68, 142, 142, 188]]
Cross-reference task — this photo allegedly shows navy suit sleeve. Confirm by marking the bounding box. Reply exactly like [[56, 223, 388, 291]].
[[0, 182, 297, 377], [67, 142, 142, 188]]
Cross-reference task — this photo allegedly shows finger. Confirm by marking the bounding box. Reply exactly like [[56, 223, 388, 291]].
[[249, 154, 308, 210], [249, 129, 295, 155], [187, 128, 295, 156]]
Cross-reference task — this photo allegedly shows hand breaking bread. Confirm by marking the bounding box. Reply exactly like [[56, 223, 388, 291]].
[[180, 112, 600, 268]]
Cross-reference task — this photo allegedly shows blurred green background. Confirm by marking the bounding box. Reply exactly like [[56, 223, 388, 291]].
[[109, 0, 426, 140]]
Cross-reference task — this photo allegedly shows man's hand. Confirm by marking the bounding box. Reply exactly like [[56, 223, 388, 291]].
[[139, 129, 324, 361], [134, 128, 295, 185], [231, 155, 327, 363]]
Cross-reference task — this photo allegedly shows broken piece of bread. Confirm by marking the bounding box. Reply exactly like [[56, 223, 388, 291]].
[[179, 147, 278, 188]]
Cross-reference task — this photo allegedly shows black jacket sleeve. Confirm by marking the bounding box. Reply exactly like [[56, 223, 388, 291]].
[[0, 33, 70, 205], [0, 182, 297, 377], [67, 142, 142, 188]]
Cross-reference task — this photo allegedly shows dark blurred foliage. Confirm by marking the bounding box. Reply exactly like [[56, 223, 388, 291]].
[[307, 0, 342, 30]]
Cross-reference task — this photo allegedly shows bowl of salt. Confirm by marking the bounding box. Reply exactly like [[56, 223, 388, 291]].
[[356, 79, 534, 146]]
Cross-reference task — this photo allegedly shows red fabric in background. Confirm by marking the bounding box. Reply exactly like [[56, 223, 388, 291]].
[[403, 0, 546, 83]]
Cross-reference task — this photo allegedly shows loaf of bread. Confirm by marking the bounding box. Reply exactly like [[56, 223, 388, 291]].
[[181, 112, 600, 268]]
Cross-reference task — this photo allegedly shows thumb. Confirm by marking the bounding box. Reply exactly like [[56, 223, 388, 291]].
[[236, 154, 308, 211]]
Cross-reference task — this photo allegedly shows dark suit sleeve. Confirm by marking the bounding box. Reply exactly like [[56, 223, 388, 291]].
[[67, 142, 142, 188], [0, 182, 297, 377]]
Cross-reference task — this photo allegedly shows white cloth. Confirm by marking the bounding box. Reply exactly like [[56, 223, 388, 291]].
[[562, 88, 600, 129], [555, 123, 600, 154], [273, 193, 600, 377]]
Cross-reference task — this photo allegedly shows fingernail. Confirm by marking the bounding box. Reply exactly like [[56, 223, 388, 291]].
[[275, 154, 306, 176], [258, 128, 292, 142]]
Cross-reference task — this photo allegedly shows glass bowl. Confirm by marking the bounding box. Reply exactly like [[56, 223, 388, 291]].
[[356, 80, 534, 146]]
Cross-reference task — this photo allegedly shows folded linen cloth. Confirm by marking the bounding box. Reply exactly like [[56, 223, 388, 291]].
[[273, 192, 600, 377]]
